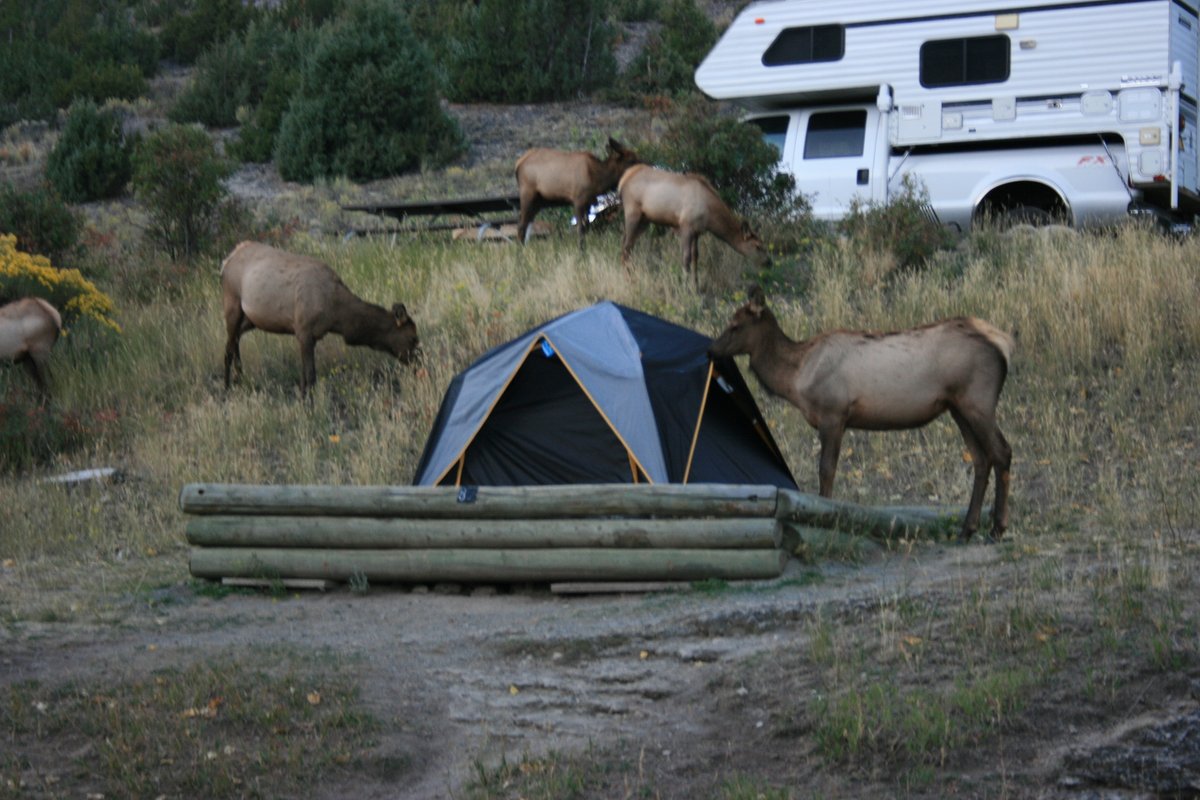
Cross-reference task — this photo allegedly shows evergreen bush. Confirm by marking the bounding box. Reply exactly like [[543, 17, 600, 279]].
[[623, 0, 716, 97], [132, 125, 233, 261], [45, 100, 133, 203], [159, 0, 260, 65], [274, 0, 463, 182], [171, 19, 311, 130], [445, 0, 618, 103], [0, 183, 83, 267]]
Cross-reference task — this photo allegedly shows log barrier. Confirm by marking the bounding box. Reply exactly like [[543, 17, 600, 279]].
[[179, 483, 969, 587]]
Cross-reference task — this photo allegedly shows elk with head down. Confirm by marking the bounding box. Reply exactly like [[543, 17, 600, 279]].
[[221, 241, 419, 397], [514, 137, 639, 247], [709, 286, 1013, 541], [618, 164, 770, 290], [0, 297, 62, 403]]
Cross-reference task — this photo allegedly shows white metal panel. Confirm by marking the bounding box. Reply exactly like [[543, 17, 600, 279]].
[[697, 0, 1174, 109]]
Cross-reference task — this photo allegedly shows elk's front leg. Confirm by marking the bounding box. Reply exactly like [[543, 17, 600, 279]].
[[816, 423, 845, 497]]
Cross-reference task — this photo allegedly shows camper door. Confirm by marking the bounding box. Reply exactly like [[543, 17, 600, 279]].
[[748, 105, 880, 220]]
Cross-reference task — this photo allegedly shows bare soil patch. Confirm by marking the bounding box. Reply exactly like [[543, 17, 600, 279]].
[[4, 538, 1195, 799]]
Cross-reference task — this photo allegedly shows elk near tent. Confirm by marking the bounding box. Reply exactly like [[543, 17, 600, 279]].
[[413, 301, 797, 489]]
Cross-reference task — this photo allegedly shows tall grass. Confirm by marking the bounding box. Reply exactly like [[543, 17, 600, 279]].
[[0, 223, 1197, 615]]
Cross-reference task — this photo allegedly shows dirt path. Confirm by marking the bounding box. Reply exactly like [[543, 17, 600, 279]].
[[2, 544, 1012, 798]]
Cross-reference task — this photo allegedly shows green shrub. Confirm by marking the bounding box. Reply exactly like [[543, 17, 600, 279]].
[[0, 1, 157, 126], [159, 0, 260, 65], [445, 0, 618, 103], [838, 176, 958, 273], [46, 100, 134, 203], [53, 60, 149, 108], [0, 40, 72, 128], [611, 0, 661, 22], [0, 183, 83, 266], [171, 19, 312, 129], [132, 124, 233, 261], [274, 0, 463, 182], [230, 61, 303, 164], [623, 0, 716, 97]]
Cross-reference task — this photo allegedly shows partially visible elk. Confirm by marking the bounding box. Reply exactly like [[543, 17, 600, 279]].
[[220, 241, 419, 396], [709, 286, 1013, 541], [0, 297, 62, 403], [515, 138, 639, 247], [618, 164, 770, 289]]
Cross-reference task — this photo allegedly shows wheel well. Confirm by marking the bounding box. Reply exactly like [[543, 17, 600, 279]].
[[975, 181, 1069, 223]]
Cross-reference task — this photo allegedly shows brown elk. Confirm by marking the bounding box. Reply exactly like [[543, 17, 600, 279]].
[[515, 138, 639, 247], [221, 241, 419, 396], [709, 286, 1013, 541], [0, 297, 62, 402], [618, 164, 770, 289]]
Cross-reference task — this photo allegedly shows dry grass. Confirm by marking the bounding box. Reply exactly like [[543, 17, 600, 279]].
[[1, 223, 1197, 589]]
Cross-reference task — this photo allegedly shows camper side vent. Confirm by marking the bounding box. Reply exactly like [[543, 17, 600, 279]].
[[900, 105, 924, 119]]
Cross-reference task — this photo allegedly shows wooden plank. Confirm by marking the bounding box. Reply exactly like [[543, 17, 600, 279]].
[[220, 577, 334, 591], [341, 195, 520, 219], [179, 483, 780, 519], [186, 516, 782, 550], [189, 547, 789, 584], [550, 582, 691, 595]]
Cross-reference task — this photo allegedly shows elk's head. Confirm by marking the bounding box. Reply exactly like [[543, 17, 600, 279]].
[[378, 303, 420, 363], [708, 285, 769, 359]]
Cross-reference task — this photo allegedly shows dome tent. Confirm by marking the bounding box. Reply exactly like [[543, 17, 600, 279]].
[[413, 301, 796, 488]]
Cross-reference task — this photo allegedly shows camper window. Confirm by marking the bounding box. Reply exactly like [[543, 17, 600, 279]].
[[920, 34, 1009, 88], [803, 110, 867, 159], [747, 116, 790, 155], [762, 24, 844, 66]]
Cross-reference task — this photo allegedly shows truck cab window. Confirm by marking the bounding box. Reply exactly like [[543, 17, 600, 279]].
[[920, 35, 1010, 87], [762, 25, 844, 66], [748, 116, 790, 154], [803, 110, 867, 159]]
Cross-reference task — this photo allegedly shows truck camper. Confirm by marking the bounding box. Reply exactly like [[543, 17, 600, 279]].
[[695, 0, 1199, 230]]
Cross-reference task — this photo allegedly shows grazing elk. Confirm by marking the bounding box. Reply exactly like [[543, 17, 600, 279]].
[[514, 138, 639, 247], [709, 286, 1014, 541], [0, 297, 62, 402], [618, 164, 770, 290], [220, 241, 419, 396]]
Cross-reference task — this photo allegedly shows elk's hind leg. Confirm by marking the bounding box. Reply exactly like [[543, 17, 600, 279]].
[[517, 194, 542, 246], [19, 353, 49, 403], [949, 408, 990, 540], [951, 406, 1012, 540], [621, 210, 648, 271], [223, 300, 252, 388]]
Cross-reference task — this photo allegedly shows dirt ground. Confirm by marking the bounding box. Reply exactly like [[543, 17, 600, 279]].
[[1, 545, 966, 798], [5, 538, 1191, 799]]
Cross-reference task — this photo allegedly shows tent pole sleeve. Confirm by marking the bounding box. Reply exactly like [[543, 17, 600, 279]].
[[682, 361, 715, 484]]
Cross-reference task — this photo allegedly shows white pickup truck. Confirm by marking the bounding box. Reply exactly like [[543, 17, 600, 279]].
[[696, 0, 1199, 230]]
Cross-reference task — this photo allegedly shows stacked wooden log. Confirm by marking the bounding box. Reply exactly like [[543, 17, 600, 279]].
[[180, 483, 967, 586]]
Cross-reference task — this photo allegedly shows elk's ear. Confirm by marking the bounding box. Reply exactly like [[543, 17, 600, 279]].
[[392, 303, 409, 322], [608, 137, 626, 154]]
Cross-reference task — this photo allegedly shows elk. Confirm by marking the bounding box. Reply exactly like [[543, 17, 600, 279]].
[[0, 297, 62, 402], [618, 164, 770, 290], [709, 286, 1013, 541], [221, 241, 419, 396], [514, 138, 639, 247]]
